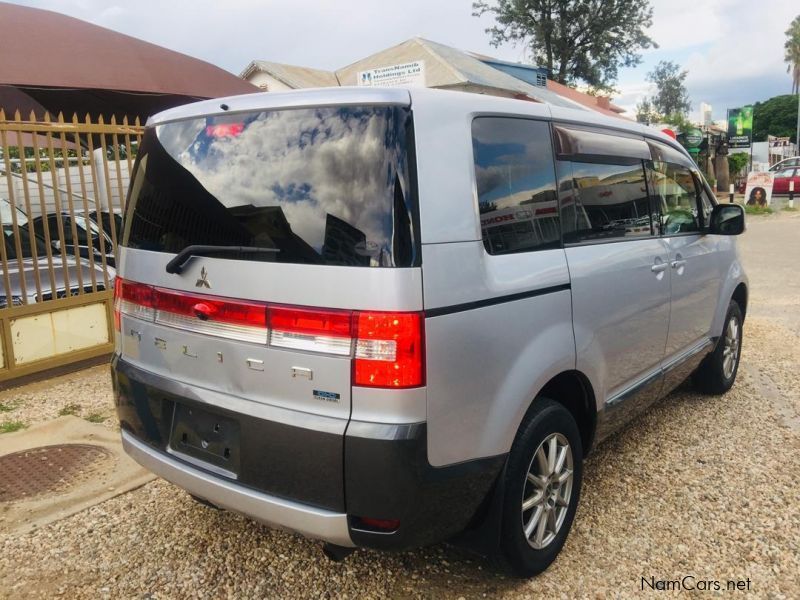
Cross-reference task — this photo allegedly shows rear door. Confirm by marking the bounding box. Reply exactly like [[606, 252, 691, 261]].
[[116, 102, 422, 508], [555, 125, 671, 428]]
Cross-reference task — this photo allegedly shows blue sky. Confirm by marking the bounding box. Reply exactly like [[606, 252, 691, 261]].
[[8, 0, 799, 121]]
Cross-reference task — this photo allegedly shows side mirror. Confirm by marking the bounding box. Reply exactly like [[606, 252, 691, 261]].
[[709, 204, 745, 235]]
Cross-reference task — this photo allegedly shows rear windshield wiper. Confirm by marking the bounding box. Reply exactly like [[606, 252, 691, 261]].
[[165, 245, 280, 274]]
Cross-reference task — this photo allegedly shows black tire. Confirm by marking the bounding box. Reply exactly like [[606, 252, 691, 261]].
[[693, 300, 743, 395], [497, 398, 583, 578]]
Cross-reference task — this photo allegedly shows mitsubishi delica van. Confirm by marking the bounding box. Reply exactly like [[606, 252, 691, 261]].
[[111, 87, 748, 576]]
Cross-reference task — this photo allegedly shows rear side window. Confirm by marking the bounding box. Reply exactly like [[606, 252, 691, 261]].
[[471, 118, 559, 255], [123, 105, 418, 268], [564, 161, 653, 242]]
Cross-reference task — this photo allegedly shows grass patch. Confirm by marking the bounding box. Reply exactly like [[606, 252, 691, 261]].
[[85, 413, 108, 424], [0, 400, 19, 412], [782, 206, 798, 212], [0, 421, 27, 434], [58, 403, 82, 417], [744, 205, 773, 215]]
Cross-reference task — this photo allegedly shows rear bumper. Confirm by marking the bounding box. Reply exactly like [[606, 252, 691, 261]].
[[122, 429, 354, 546], [112, 356, 505, 550]]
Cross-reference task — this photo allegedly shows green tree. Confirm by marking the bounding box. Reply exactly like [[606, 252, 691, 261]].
[[727, 152, 749, 178], [646, 60, 691, 117], [635, 97, 658, 124], [472, 0, 657, 92], [785, 15, 800, 94], [662, 112, 693, 134], [752, 94, 798, 143]]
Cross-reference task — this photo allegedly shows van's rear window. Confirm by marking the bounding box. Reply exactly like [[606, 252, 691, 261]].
[[122, 105, 418, 267]]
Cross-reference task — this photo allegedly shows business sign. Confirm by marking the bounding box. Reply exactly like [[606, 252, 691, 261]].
[[727, 105, 753, 149], [768, 135, 791, 148], [684, 128, 703, 152], [743, 171, 774, 207], [358, 61, 426, 88]]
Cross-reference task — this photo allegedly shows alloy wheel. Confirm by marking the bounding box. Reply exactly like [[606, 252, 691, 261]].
[[722, 315, 740, 380], [521, 432, 574, 549]]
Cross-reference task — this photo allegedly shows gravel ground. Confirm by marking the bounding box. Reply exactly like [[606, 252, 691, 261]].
[[1, 212, 798, 598], [0, 365, 116, 431]]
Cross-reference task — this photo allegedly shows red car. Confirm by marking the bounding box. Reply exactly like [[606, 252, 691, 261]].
[[772, 166, 800, 194]]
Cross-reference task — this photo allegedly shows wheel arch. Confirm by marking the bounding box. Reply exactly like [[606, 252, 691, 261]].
[[732, 282, 748, 321], [532, 370, 597, 457]]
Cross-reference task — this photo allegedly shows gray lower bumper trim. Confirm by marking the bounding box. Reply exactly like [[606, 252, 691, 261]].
[[121, 430, 354, 547]]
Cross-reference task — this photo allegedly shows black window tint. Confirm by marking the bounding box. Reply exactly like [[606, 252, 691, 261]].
[[648, 162, 700, 235], [123, 106, 418, 268], [472, 118, 559, 255], [568, 161, 653, 242]]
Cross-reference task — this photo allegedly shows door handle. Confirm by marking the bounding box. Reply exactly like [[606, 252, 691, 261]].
[[671, 259, 686, 269], [651, 263, 668, 273]]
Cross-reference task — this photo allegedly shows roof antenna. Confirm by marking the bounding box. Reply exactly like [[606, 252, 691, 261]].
[[220, 103, 229, 111]]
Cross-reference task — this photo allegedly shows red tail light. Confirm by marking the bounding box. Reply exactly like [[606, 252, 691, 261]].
[[268, 305, 352, 356], [113, 278, 122, 332], [115, 278, 155, 330], [152, 288, 268, 344], [113, 277, 425, 388], [154, 288, 266, 328], [353, 311, 424, 388], [205, 123, 244, 137]]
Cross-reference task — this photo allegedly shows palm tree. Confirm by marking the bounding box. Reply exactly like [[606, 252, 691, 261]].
[[787, 15, 800, 94]]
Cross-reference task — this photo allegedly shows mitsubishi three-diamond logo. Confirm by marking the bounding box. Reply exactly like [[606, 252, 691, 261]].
[[195, 267, 211, 289]]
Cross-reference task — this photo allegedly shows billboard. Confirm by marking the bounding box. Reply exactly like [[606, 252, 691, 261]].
[[727, 105, 753, 149], [358, 61, 426, 88]]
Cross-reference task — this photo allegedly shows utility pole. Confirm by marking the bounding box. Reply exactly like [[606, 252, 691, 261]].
[[796, 91, 799, 157]]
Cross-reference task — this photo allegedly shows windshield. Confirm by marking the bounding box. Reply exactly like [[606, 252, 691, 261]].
[[3, 224, 48, 260], [122, 105, 418, 268], [1, 199, 48, 259]]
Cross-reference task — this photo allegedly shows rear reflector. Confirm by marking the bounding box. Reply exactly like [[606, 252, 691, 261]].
[[352, 516, 401, 532], [114, 278, 424, 388]]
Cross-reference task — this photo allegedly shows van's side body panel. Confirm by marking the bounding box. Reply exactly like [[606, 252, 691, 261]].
[[567, 238, 672, 413], [709, 236, 747, 337], [420, 242, 574, 466]]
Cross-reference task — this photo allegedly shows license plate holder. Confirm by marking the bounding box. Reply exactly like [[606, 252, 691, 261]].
[[169, 403, 241, 478]]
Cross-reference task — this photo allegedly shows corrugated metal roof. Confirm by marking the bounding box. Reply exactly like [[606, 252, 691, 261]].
[[0, 2, 256, 97]]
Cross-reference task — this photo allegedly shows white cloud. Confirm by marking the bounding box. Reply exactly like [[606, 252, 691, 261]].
[[617, 0, 797, 119], [645, 0, 727, 51]]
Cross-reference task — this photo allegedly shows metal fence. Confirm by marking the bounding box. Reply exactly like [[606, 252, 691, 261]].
[[0, 110, 142, 382]]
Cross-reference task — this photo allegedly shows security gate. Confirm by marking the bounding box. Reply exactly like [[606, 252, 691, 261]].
[[0, 110, 142, 382]]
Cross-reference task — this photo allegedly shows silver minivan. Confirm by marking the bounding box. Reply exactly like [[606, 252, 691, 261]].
[[112, 88, 748, 576]]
